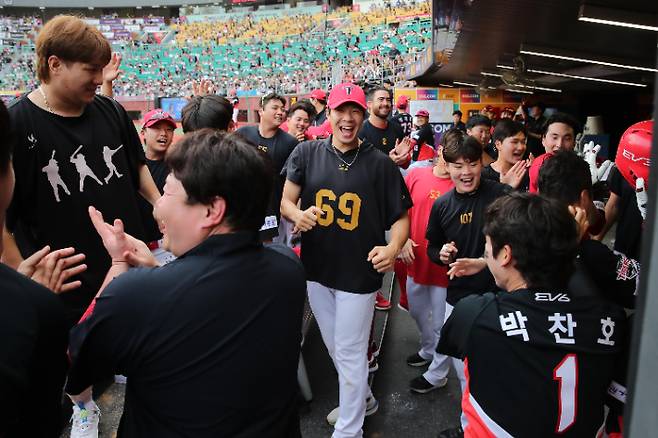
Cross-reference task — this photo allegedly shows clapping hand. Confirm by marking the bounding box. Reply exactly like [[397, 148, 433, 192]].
[[18, 246, 87, 293]]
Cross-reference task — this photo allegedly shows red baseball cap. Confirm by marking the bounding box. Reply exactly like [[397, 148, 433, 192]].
[[142, 109, 177, 129], [310, 89, 327, 101], [415, 109, 430, 117], [327, 83, 367, 111], [396, 95, 410, 109]]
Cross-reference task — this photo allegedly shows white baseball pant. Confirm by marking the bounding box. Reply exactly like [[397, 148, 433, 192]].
[[307, 281, 376, 438]]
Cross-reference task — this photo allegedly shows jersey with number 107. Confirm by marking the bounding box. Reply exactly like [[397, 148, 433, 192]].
[[284, 138, 412, 293], [438, 289, 625, 437]]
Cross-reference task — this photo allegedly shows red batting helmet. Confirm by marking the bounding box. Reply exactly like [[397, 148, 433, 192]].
[[614, 120, 653, 187]]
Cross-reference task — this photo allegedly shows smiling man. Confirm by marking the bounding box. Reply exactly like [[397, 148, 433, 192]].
[[281, 83, 411, 438], [67, 129, 307, 437]]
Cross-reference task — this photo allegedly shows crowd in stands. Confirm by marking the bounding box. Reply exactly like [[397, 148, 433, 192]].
[[0, 1, 430, 96]]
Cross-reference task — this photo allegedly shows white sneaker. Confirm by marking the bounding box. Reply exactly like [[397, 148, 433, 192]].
[[70, 401, 100, 438], [326, 395, 379, 426]]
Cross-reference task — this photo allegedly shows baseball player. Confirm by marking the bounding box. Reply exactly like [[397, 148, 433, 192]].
[[281, 82, 411, 438]]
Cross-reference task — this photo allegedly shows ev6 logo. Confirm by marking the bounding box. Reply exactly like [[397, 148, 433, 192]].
[[534, 292, 571, 303], [622, 149, 651, 167]]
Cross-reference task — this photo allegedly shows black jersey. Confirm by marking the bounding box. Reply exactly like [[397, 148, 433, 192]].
[[426, 178, 509, 304], [140, 158, 169, 243], [392, 112, 413, 137], [7, 94, 147, 321], [415, 123, 435, 148], [439, 289, 625, 437], [236, 126, 298, 241], [481, 164, 530, 192], [358, 119, 405, 155], [284, 138, 412, 293]]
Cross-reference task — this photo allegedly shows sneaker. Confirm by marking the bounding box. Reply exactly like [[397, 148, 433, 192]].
[[397, 301, 409, 312], [326, 395, 379, 425], [368, 354, 379, 373], [70, 401, 100, 438], [375, 291, 392, 311], [406, 352, 431, 367], [410, 375, 448, 394], [438, 426, 464, 438]]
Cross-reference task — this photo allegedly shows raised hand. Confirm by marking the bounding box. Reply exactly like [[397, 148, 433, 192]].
[[439, 241, 458, 264], [191, 79, 215, 97], [500, 160, 528, 189], [447, 257, 487, 280], [292, 206, 323, 233], [18, 246, 87, 293], [102, 53, 123, 84]]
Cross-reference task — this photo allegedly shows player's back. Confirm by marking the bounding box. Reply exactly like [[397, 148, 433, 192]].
[[441, 289, 625, 437]]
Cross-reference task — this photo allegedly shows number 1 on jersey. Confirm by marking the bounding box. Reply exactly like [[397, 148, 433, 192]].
[[553, 354, 578, 433]]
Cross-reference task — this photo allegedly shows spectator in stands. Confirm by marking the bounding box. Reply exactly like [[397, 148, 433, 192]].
[[66, 129, 306, 437], [0, 98, 70, 438]]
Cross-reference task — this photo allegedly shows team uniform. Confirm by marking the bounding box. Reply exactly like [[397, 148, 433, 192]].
[[438, 288, 625, 437], [284, 137, 411, 437], [392, 112, 413, 137], [236, 125, 299, 241], [7, 94, 148, 322], [426, 178, 509, 305], [607, 166, 643, 260], [404, 167, 454, 386], [358, 119, 405, 156]]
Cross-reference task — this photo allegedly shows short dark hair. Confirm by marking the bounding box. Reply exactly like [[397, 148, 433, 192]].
[[181, 95, 234, 133], [366, 86, 391, 102], [452, 110, 462, 117], [484, 192, 578, 289], [537, 150, 592, 205], [443, 135, 482, 163], [261, 92, 286, 109], [531, 101, 546, 111], [465, 114, 491, 130], [288, 99, 316, 120], [0, 100, 13, 173], [493, 119, 526, 143], [165, 129, 274, 232], [542, 112, 580, 137]]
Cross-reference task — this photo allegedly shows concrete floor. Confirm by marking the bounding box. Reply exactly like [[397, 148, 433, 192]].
[[61, 272, 462, 438]]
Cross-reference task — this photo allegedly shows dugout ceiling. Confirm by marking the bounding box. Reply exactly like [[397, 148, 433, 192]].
[[415, 0, 657, 93]]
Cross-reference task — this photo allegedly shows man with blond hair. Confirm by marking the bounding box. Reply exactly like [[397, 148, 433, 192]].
[[4, 15, 160, 437]]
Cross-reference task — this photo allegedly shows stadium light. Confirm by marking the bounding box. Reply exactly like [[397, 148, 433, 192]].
[[578, 4, 658, 32], [520, 44, 658, 73], [439, 83, 454, 87]]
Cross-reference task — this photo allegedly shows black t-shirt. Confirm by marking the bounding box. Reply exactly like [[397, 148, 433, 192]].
[[358, 119, 405, 155], [439, 289, 625, 437], [0, 264, 69, 437], [313, 108, 327, 126], [481, 164, 529, 191], [392, 112, 413, 137], [426, 178, 509, 304], [140, 157, 169, 243], [285, 138, 412, 293], [608, 166, 643, 259], [67, 232, 306, 438], [7, 95, 147, 321], [236, 125, 298, 240], [452, 121, 466, 132]]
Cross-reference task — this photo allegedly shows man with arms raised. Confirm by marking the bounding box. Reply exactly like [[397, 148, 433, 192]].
[[281, 83, 411, 438]]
